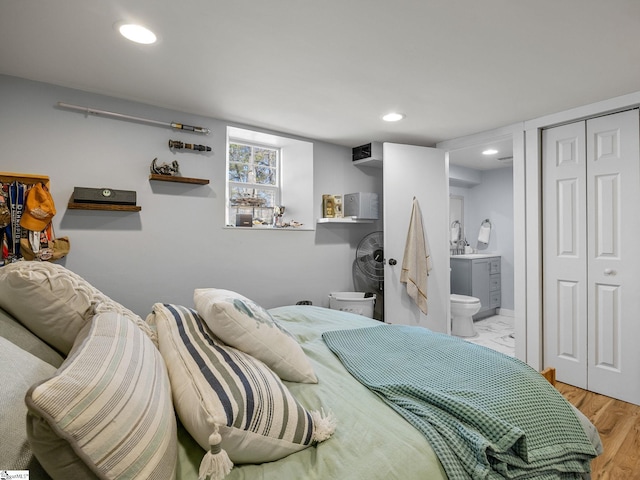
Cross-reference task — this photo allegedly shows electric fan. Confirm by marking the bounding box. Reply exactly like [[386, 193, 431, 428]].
[[353, 231, 384, 320]]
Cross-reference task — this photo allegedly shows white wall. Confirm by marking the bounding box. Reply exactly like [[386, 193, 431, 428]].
[[0, 75, 382, 316], [449, 167, 514, 310]]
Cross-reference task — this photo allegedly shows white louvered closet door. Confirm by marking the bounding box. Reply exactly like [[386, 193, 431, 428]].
[[543, 109, 640, 405]]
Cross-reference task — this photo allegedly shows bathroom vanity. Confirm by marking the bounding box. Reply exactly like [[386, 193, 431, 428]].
[[450, 255, 501, 319]]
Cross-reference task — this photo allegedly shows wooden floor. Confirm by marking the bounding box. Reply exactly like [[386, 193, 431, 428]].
[[556, 382, 640, 479]]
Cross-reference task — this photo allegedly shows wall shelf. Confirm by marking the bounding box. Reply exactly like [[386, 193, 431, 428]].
[[149, 174, 209, 185], [352, 158, 382, 168], [0, 172, 50, 188], [317, 217, 375, 224], [67, 197, 141, 212]]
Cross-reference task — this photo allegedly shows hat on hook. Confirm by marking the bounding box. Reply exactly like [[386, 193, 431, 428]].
[[20, 183, 56, 231]]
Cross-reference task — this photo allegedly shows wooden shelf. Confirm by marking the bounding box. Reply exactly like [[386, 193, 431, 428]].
[[317, 217, 375, 224], [0, 172, 50, 188], [68, 197, 141, 212], [149, 174, 209, 185]]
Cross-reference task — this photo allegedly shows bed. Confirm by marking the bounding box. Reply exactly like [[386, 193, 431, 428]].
[[0, 262, 601, 480]]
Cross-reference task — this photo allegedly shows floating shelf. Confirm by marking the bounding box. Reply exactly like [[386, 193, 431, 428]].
[[0, 172, 50, 188], [352, 158, 382, 168], [67, 197, 141, 212], [149, 174, 209, 185], [317, 217, 375, 224]]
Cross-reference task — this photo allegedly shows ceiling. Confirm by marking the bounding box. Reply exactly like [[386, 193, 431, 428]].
[[448, 137, 513, 171], [1, 0, 639, 170]]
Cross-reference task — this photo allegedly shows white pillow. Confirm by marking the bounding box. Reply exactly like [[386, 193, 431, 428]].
[[194, 288, 317, 383], [0, 261, 156, 353], [150, 303, 335, 472], [0, 337, 57, 473], [25, 312, 177, 479]]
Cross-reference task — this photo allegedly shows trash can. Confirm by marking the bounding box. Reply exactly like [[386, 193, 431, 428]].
[[328, 292, 376, 318]]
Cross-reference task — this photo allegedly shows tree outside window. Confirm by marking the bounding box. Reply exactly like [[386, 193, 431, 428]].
[[228, 141, 280, 226]]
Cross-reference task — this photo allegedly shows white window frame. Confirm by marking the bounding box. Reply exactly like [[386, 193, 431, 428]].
[[226, 126, 314, 230], [227, 139, 281, 227]]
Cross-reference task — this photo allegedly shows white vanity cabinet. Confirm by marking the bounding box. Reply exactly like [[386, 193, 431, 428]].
[[450, 255, 501, 318]]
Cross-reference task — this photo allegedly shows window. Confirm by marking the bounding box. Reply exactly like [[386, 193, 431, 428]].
[[228, 141, 280, 226], [226, 126, 314, 230]]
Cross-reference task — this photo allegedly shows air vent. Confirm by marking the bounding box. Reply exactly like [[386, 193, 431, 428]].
[[352, 142, 383, 164]]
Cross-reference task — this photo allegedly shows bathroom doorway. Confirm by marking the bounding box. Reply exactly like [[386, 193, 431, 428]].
[[441, 132, 518, 357]]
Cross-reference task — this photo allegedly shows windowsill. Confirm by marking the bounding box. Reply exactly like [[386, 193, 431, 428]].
[[223, 225, 314, 231], [317, 217, 375, 224]]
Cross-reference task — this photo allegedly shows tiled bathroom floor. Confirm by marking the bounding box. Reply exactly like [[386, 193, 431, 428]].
[[462, 314, 515, 357]]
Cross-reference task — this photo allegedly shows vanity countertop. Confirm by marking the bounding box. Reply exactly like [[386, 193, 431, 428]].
[[450, 254, 500, 259]]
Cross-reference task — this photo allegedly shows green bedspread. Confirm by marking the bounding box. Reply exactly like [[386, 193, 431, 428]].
[[175, 306, 448, 480], [322, 324, 598, 480]]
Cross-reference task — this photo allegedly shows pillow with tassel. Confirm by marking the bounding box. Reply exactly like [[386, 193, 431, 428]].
[[149, 303, 336, 479]]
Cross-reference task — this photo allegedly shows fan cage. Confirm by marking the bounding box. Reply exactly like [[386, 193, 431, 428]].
[[356, 232, 384, 281]]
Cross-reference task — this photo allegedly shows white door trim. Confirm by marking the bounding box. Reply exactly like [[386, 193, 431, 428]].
[[524, 91, 640, 371], [438, 90, 640, 371], [437, 122, 527, 362]]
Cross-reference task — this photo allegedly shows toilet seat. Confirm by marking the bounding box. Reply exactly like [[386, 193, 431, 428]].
[[450, 294, 480, 304]]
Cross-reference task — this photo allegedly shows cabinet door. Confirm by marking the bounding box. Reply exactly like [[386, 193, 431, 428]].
[[450, 259, 472, 295], [471, 259, 491, 312]]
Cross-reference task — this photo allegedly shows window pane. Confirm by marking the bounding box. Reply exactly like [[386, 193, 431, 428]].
[[229, 206, 273, 225], [229, 163, 249, 182], [229, 143, 251, 163], [230, 187, 274, 207], [255, 189, 275, 207], [255, 147, 277, 167], [254, 166, 276, 185], [230, 187, 260, 206]]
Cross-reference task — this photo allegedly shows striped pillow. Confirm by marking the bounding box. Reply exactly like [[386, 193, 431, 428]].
[[150, 303, 335, 469], [25, 312, 177, 480]]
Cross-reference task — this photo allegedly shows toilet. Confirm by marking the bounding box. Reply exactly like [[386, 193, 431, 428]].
[[450, 294, 482, 337]]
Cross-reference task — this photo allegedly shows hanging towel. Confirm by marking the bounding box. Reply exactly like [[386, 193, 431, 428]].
[[450, 221, 461, 244], [400, 197, 432, 315], [478, 222, 491, 245]]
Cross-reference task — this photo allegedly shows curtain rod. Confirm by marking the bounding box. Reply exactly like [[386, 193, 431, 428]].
[[57, 102, 211, 135]]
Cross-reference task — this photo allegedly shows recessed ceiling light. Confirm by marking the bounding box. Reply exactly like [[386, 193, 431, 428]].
[[118, 24, 157, 44], [382, 112, 405, 122], [482, 148, 498, 155]]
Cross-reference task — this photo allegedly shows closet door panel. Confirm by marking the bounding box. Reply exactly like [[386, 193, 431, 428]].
[[556, 280, 580, 360], [594, 174, 619, 257], [586, 109, 640, 405], [594, 283, 620, 369], [542, 121, 588, 388]]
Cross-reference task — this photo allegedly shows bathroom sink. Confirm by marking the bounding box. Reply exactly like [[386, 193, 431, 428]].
[[450, 253, 498, 259]]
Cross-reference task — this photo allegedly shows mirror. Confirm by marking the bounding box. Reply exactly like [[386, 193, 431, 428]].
[[449, 195, 464, 254]]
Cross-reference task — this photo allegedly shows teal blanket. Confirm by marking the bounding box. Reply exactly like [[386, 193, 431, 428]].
[[322, 325, 597, 479]]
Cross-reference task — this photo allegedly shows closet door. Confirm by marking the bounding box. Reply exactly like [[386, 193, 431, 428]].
[[586, 110, 640, 405], [543, 109, 640, 405], [543, 121, 588, 388]]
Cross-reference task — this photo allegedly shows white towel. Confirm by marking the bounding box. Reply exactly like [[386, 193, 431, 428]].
[[478, 223, 491, 245], [400, 198, 432, 315], [450, 225, 460, 244]]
